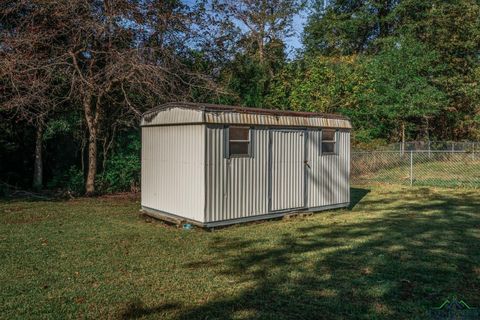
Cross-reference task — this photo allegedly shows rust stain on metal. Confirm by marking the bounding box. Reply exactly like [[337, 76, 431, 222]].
[[142, 102, 352, 129]]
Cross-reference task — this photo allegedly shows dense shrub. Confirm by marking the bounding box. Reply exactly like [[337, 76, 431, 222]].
[[96, 133, 141, 193], [47, 166, 84, 195], [97, 153, 140, 193]]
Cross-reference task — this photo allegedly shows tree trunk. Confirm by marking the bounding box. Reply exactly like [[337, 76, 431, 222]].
[[85, 131, 97, 195], [258, 37, 264, 63], [84, 95, 99, 195], [32, 123, 44, 190], [257, 18, 265, 64], [424, 117, 430, 141]]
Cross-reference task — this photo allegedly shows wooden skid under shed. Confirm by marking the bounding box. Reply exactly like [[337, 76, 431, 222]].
[[141, 202, 349, 228]]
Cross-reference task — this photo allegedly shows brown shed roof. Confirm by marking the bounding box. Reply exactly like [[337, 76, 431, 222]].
[[141, 102, 352, 129], [144, 102, 349, 120]]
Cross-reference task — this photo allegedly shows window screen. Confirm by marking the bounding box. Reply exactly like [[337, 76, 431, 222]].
[[228, 126, 251, 157], [321, 129, 337, 155]]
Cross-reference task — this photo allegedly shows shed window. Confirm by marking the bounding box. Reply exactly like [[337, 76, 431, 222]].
[[228, 126, 251, 157], [321, 129, 337, 155]]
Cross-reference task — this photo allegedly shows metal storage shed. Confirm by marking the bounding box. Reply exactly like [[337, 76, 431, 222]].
[[141, 102, 351, 227]]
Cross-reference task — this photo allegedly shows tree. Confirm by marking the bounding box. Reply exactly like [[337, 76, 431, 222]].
[[0, 1, 68, 189], [211, 0, 304, 65], [266, 54, 362, 111], [356, 36, 447, 142], [199, 0, 304, 107], [303, 0, 398, 55], [1, 0, 216, 194], [394, 0, 480, 139], [303, 0, 480, 141], [267, 36, 447, 143]]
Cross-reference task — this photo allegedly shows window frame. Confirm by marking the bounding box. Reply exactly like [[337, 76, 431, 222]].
[[320, 129, 338, 156], [225, 126, 253, 158]]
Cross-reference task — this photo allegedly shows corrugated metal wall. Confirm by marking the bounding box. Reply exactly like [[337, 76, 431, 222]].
[[205, 126, 350, 223], [306, 129, 350, 207], [270, 130, 305, 211], [141, 125, 205, 222], [205, 127, 269, 222]]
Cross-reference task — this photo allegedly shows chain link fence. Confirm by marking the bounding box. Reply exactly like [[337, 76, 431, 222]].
[[355, 141, 480, 152], [352, 149, 480, 188]]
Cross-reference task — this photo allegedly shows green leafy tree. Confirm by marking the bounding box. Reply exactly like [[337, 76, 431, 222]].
[[303, 0, 480, 142], [356, 37, 447, 142], [304, 0, 398, 55], [395, 0, 480, 139], [203, 0, 303, 107], [268, 36, 447, 143], [266, 55, 363, 111]]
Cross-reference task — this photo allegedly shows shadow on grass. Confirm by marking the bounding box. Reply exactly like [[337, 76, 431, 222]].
[[175, 188, 480, 319], [349, 187, 370, 209], [122, 299, 180, 319]]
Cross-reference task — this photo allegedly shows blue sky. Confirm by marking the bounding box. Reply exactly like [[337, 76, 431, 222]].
[[287, 10, 308, 53], [182, 0, 307, 53]]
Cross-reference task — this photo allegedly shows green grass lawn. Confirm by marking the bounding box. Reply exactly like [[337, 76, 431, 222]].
[[1, 186, 480, 319], [360, 161, 480, 188]]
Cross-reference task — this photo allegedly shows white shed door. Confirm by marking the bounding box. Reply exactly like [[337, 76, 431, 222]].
[[269, 130, 306, 211]]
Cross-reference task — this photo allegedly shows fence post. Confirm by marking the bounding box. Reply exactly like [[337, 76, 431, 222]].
[[410, 150, 413, 186]]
